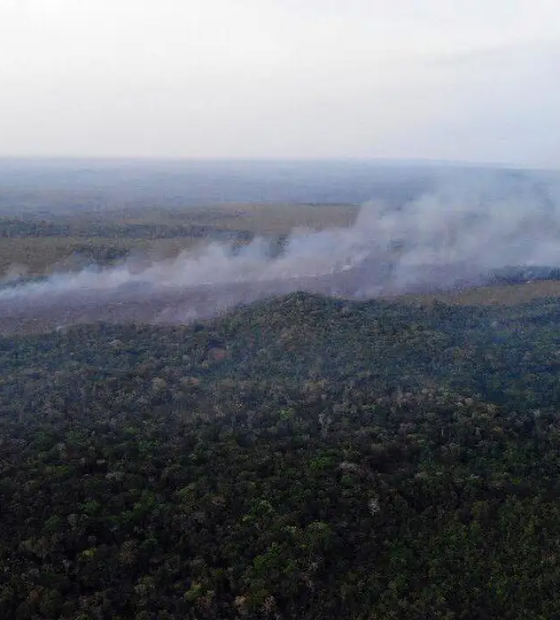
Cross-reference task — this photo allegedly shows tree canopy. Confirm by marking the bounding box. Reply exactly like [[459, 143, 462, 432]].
[[2, 292, 560, 618]]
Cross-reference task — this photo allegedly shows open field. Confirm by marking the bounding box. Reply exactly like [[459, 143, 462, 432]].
[[4, 196, 560, 338], [0, 236, 207, 276], [400, 280, 560, 306], [0, 203, 360, 276], [107, 202, 359, 232]]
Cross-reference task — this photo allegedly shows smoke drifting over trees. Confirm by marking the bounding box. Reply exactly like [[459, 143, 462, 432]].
[[1, 168, 559, 333]]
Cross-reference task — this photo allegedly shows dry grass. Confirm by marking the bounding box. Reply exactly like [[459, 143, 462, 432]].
[[0, 203, 359, 276], [212, 203, 359, 233], [0, 236, 204, 276], [114, 203, 359, 234], [401, 280, 560, 306], [6, 204, 560, 308]]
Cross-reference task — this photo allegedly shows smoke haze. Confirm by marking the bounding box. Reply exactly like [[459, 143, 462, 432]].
[[1, 168, 560, 333]]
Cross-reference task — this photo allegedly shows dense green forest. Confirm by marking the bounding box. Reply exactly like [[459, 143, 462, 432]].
[[3, 292, 560, 618]]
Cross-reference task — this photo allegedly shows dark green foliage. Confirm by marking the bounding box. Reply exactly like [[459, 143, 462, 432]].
[[2, 293, 560, 618]]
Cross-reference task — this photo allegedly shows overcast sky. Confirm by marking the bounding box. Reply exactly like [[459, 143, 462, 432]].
[[0, 0, 559, 166]]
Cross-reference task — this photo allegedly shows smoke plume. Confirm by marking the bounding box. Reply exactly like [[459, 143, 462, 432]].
[[1, 168, 559, 333]]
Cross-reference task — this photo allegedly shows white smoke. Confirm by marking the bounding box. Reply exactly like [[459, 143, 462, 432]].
[[1, 169, 560, 310]]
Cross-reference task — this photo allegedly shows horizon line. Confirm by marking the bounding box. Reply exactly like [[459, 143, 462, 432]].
[[0, 155, 556, 172]]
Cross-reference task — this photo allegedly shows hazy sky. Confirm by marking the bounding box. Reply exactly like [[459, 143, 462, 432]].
[[0, 0, 559, 165]]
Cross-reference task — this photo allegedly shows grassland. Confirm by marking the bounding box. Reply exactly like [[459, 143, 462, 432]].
[[400, 280, 560, 306], [4, 201, 560, 308], [0, 203, 359, 276]]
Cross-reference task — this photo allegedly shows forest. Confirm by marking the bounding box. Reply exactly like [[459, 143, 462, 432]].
[[3, 291, 560, 619]]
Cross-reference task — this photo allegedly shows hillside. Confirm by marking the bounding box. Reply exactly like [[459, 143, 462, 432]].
[[3, 293, 560, 618]]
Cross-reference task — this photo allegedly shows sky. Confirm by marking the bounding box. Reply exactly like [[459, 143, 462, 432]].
[[0, 0, 559, 166]]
